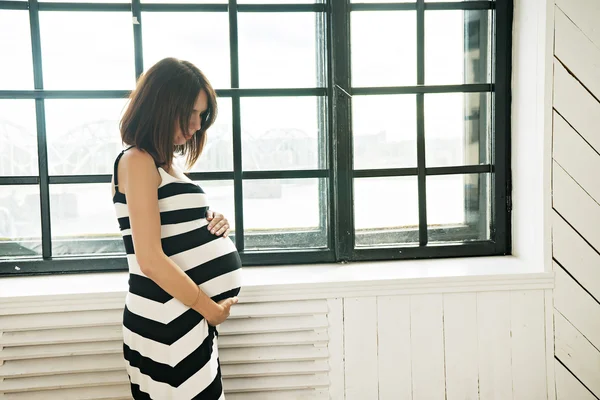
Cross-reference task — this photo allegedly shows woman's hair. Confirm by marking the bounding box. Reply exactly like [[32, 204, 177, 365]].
[[120, 57, 218, 169]]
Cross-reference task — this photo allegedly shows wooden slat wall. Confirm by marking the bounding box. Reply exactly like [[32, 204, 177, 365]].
[[343, 291, 550, 400], [552, 0, 600, 398]]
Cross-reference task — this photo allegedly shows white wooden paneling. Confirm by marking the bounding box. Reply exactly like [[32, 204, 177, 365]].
[[510, 290, 547, 400], [477, 291, 513, 400], [1, 384, 131, 400], [0, 299, 333, 399], [554, 6, 600, 99], [221, 360, 329, 378], [442, 293, 478, 400], [544, 290, 556, 400], [0, 371, 128, 392], [553, 60, 600, 153], [343, 297, 378, 400], [553, 111, 600, 205], [410, 294, 445, 400], [555, 360, 596, 400], [553, 161, 600, 251], [229, 300, 328, 318], [218, 331, 328, 348], [554, 311, 600, 397], [377, 295, 411, 400], [554, 264, 600, 350], [555, 0, 600, 48], [224, 374, 329, 392], [226, 389, 328, 400], [327, 298, 345, 400], [0, 325, 122, 347], [553, 211, 600, 301]]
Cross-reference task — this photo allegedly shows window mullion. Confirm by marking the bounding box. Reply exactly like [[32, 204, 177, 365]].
[[29, 0, 52, 259], [416, 0, 428, 246], [132, 0, 144, 79], [330, 0, 353, 260], [228, 0, 245, 252], [492, 0, 512, 253]]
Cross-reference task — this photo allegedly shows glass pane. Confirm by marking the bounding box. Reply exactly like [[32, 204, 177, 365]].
[[425, 10, 492, 85], [351, 11, 416, 87], [354, 176, 418, 247], [143, 0, 225, 3], [191, 98, 233, 172], [196, 180, 235, 231], [238, 13, 323, 88], [425, 92, 490, 167], [50, 184, 123, 256], [351, 0, 413, 3], [243, 178, 327, 250], [40, 0, 130, 2], [0, 11, 33, 90], [427, 173, 490, 242], [0, 100, 38, 176], [142, 12, 230, 89], [352, 94, 416, 169], [45, 99, 128, 175], [241, 97, 323, 171], [39, 12, 135, 90], [0, 185, 41, 259], [240, 0, 321, 3]]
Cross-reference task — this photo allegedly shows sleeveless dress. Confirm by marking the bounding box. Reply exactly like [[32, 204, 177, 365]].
[[112, 148, 242, 399]]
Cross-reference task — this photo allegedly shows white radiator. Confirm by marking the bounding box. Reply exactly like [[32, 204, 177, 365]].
[[0, 295, 333, 400]]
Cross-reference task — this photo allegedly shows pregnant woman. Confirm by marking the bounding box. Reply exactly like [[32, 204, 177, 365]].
[[111, 58, 242, 399]]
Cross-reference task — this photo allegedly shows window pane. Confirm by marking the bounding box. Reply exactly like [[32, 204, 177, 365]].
[[143, 0, 225, 3], [0, 11, 34, 90], [351, 0, 413, 3], [45, 99, 128, 175], [241, 97, 324, 171], [425, 10, 492, 85], [191, 98, 233, 172], [238, 13, 323, 88], [354, 176, 418, 247], [50, 184, 123, 256], [240, 0, 321, 3], [243, 178, 327, 250], [142, 12, 230, 89], [351, 11, 416, 87], [40, 0, 130, 2], [352, 94, 416, 169], [425, 92, 490, 167], [0, 185, 41, 259], [427, 173, 490, 242], [196, 180, 235, 231], [39, 12, 135, 90], [0, 100, 38, 176]]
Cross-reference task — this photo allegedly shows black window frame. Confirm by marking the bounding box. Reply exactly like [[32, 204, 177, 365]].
[[0, 0, 512, 276]]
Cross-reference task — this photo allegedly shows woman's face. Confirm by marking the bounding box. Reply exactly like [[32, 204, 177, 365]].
[[174, 89, 208, 146]]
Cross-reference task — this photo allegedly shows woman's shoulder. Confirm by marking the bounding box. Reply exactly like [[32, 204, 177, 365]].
[[120, 147, 156, 169]]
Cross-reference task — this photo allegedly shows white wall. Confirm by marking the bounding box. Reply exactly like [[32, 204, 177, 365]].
[[551, 0, 600, 398]]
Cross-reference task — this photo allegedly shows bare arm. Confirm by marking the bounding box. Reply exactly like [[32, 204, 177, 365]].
[[119, 149, 236, 323]]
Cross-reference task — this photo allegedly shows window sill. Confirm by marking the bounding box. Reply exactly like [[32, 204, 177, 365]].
[[0, 255, 554, 304]]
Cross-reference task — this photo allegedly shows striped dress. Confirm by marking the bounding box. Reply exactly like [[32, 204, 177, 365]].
[[112, 148, 242, 399]]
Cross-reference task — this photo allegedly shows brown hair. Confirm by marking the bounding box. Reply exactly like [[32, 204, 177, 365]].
[[120, 57, 218, 169]]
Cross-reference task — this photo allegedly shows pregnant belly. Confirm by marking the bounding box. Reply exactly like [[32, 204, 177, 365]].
[[197, 237, 242, 301]]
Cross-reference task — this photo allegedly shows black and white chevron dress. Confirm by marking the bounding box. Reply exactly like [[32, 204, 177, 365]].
[[112, 149, 242, 399]]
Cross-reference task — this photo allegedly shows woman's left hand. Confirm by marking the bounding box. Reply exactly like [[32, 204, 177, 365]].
[[206, 211, 231, 238]]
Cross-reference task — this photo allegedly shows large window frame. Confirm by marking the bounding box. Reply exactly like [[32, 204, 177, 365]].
[[0, 0, 512, 276]]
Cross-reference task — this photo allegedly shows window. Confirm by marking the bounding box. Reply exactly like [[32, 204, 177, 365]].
[[0, 0, 511, 275]]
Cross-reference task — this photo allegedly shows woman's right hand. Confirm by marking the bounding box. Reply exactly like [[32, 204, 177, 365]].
[[206, 297, 238, 326]]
